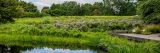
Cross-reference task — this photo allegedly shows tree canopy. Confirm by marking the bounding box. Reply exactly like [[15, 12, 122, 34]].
[[47, 1, 137, 16], [103, 0, 137, 15], [138, 0, 160, 24], [0, 0, 19, 23]]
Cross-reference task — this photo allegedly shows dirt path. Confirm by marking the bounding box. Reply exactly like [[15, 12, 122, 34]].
[[114, 33, 160, 41]]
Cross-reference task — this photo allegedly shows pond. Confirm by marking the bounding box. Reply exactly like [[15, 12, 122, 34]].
[[0, 44, 106, 53]]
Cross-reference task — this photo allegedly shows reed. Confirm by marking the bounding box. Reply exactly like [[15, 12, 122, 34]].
[[0, 16, 159, 53]]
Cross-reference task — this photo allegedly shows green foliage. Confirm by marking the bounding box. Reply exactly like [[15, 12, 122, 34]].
[[49, 9, 65, 16], [41, 7, 50, 16], [0, 16, 159, 53], [154, 43, 160, 53], [92, 9, 102, 16], [22, 12, 44, 18], [145, 13, 160, 24], [0, 24, 84, 38], [132, 27, 142, 34], [138, 0, 160, 24], [0, 32, 159, 53], [48, 1, 136, 16], [132, 25, 160, 35], [81, 3, 93, 16], [103, 0, 137, 16], [49, 1, 81, 16], [0, 34, 88, 47], [0, 0, 43, 22], [19, 2, 38, 12], [14, 16, 141, 32], [142, 25, 160, 35], [0, 0, 19, 23], [18, 1, 43, 18]]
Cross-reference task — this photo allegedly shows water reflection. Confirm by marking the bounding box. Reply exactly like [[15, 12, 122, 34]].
[[23, 47, 97, 53], [0, 44, 105, 53], [0, 45, 20, 53]]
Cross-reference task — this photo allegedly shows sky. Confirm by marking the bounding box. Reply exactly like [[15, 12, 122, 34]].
[[22, 0, 103, 11]]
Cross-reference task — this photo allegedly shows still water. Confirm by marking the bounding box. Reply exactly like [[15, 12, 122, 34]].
[[0, 44, 106, 53]]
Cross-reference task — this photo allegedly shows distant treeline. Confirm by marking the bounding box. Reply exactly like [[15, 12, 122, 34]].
[[0, 0, 139, 23], [42, 1, 137, 16]]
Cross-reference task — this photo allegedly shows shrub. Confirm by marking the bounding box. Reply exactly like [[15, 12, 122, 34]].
[[141, 30, 152, 35], [138, 0, 160, 24], [22, 12, 44, 18], [142, 25, 160, 35], [132, 27, 142, 34], [145, 13, 160, 24], [132, 25, 160, 35]]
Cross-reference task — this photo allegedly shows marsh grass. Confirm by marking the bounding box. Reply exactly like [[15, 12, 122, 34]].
[[0, 32, 159, 53], [0, 16, 159, 53], [13, 16, 142, 32]]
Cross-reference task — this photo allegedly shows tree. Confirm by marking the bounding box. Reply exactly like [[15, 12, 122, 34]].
[[92, 9, 101, 16], [103, 0, 114, 15], [114, 0, 136, 15], [138, 0, 160, 24], [103, 0, 137, 15], [49, 1, 81, 16], [92, 2, 104, 15], [18, 1, 42, 18], [41, 7, 49, 14], [19, 1, 39, 12], [49, 4, 65, 16], [0, 0, 19, 23], [62, 1, 80, 16], [81, 3, 93, 16]]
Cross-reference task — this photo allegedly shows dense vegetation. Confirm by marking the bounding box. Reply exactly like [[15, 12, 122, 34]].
[[0, 0, 42, 23], [103, 0, 137, 15], [130, 0, 160, 34], [46, 1, 136, 16], [0, 0, 18, 23], [18, 1, 43, 18], [0, 0, 160, 53], [0, 16, 159, 53], [1, 16, 140, 34], [0, 0, 138, 23], [138, 0, 160, 24]]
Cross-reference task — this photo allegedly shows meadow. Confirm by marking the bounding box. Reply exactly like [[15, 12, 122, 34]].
[[0, 16, 159, 53]]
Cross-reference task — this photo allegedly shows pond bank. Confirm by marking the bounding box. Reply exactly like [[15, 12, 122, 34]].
[[0, 33, 159, 53]]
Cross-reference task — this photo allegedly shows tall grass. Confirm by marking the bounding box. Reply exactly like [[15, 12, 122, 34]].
[[0, 24, 84, 38], [0, 32, 159, 53], [14, 16, 142, 32], [0, 16, 159, 53]]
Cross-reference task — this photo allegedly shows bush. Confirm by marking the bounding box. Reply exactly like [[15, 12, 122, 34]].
[[145, 13, 160, 24], [132, 25, 160, 35], [132, 27, 142, 34], [142, 25, 160, 35], [22, 12, 44, 18], [138, 0, 160, 24]]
